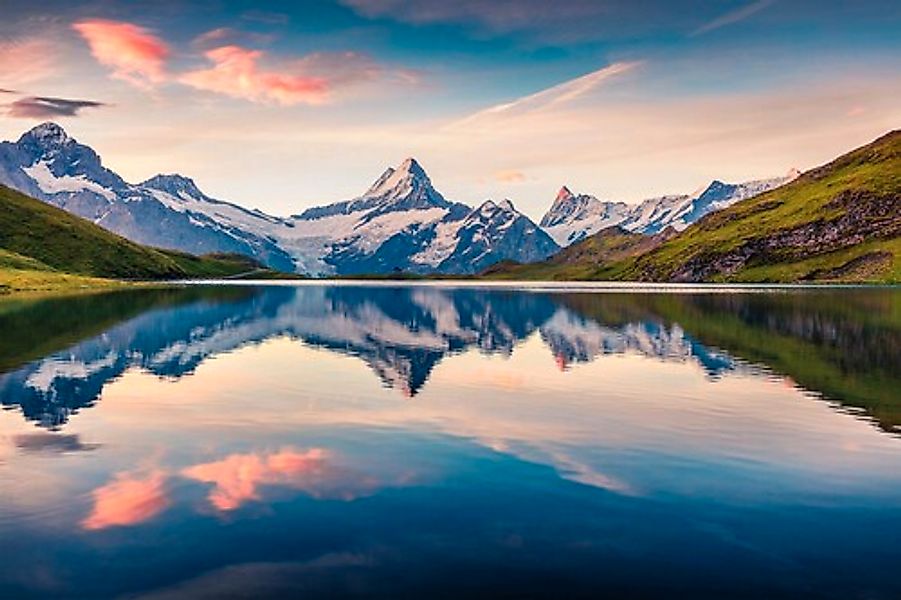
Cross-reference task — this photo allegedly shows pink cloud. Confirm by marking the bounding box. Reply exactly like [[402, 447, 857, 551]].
[[0, 39, 58, 86], [72, 19, 169, 87], [192, 27, 275, 49], [182, 448, 331, 511], [179, 45, 330, 105], [81, 470, 169, 530]]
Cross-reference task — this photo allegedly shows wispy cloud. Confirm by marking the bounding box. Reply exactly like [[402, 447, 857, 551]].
[[72, 19, 170, 87], [692, 0, 775, 36], [7, 96, 108, 118], [192, 27, 275, 49], [0, 38, 58, 86], [241, 9, 291, 25], [494, 169, 527, 183], [340, 0, 620, 42], [343, 0, 602, 29], [180, 46, 330, 105], [180, 46, 388, 105], [66, 18, 407, 106], [455, 61, 641, 126]]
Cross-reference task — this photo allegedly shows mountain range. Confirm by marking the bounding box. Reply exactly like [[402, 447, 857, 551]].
[[540, 171, 799, 246], [489, 130, 900, 283], [1, 123, 795, 276], [0, 124, 558, 275]]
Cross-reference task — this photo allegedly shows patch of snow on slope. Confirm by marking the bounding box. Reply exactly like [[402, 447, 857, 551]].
[[411, 219, 462, 267], [345, 207, 448, 254], [23, 160, 117, 202]]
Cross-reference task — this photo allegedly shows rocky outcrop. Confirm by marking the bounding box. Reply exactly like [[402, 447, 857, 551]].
[[666, 189, 899, 282]]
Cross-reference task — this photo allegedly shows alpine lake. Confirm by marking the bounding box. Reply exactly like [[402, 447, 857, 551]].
[[1, 282, 899, 599]]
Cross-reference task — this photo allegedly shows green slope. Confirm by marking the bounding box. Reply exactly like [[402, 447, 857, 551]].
[[484, 130, 900, 283], [0, 183, 277, 287], [0, 183, 187, 278], [482, 226, 673, 280], [625, 130, 901, 283]]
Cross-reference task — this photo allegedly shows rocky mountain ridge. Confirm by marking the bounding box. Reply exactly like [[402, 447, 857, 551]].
[[0, 123, 558, 275]]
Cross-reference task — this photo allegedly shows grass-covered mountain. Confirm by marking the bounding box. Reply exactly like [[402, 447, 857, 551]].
[[487, 130, 900, 283], [0, 183, 274, 292], [483, 226, 676, 280]]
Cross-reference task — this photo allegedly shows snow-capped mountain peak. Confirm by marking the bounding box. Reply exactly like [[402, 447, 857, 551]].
[[399, 156, 427, 177], [358, 156, 447, 209], [17, 122, 72, 151], [541, 186, 607, 228], [1, 124, 558, 277], [499, 198, 516, 212], [478, 199, 498, 212], [6, 122, 126, 208], [542, 170, 800, 245], [295, 156, 452, 223], [473, 198, 519, 218], [363, 157, 429, 196], [555, 185, 575, 204], [15, 122, 104, 173], [539, 185, 631, 245], [141, 173, 207, 200]]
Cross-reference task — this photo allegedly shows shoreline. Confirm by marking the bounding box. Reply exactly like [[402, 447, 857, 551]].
[[2, 269, 897, 299]]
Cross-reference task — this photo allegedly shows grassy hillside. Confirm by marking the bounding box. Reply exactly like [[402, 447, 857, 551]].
[[626, 130, 900, 283], [485, 131, 900, 283], [0, 183, 284, 290], [0, 183, 188, 278], [482, 226, 673, 280]]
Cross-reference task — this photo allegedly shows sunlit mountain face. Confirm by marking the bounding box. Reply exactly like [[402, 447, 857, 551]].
[[2, 1, 898, 222]]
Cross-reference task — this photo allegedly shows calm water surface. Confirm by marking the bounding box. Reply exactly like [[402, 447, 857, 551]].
[[0, 283, 899, 599]]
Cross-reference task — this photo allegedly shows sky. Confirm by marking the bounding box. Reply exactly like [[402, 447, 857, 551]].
[[1, 0, 899, 220]]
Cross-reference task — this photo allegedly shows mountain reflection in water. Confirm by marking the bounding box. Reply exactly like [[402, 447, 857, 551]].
[[0, 284, 898, 433]]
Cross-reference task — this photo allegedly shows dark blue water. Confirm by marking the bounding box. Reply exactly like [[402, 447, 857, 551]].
[[1, 283, 899, 599]]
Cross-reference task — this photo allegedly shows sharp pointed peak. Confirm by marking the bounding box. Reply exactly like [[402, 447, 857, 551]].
[[394, 156, 430, 181], [499, 198, 516, 212], [690, 179, 729, 199], [363, 156, 434, 198], [556, 185, 575, 202], [399, 156, 424, 172]]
